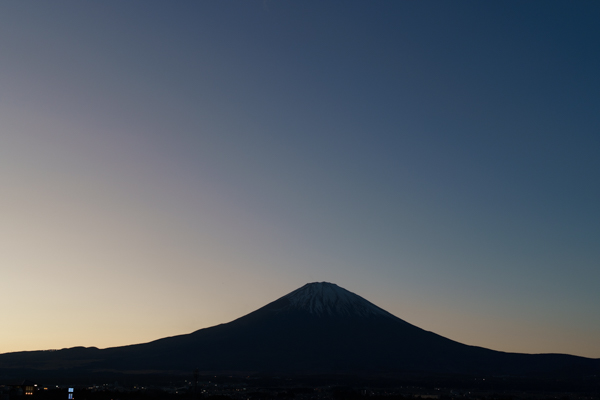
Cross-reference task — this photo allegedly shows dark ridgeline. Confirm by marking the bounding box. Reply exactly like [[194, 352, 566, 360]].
[[1, 282, 598, 379]]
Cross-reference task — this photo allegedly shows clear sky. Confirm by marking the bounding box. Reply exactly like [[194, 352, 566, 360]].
[[1, 1, 599, 358]]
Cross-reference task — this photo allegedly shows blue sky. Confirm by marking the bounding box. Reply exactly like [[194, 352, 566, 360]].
[[1, 1, 599, 357]]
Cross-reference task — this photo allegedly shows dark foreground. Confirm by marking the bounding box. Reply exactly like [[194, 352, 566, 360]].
[[2, 374, 599, 400]]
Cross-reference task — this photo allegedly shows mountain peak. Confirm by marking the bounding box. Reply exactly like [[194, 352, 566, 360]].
[[281, 282, 397, 318]]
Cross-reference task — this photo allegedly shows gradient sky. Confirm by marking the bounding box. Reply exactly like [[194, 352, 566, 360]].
[[1, 1, 599, 358]]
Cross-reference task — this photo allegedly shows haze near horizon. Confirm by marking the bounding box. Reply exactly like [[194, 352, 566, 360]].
[[1, 1, 599, 358]]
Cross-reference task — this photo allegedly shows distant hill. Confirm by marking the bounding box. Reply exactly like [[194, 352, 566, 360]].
[[1, 282, 599, 379]]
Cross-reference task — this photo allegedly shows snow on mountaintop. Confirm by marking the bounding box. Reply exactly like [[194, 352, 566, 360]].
[[282, 282, 397, 318]]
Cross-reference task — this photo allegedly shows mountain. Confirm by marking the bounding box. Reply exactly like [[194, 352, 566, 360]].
[[1, 282, 599, 378]]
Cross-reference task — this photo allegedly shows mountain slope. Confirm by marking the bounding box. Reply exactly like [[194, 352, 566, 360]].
[[1, 282, 598, 377]]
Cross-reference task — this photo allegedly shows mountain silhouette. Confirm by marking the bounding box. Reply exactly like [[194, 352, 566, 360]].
[[1, 282, 598, 377]]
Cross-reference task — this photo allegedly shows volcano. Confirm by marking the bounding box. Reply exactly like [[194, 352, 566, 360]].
[[1, 282, 598, 377]]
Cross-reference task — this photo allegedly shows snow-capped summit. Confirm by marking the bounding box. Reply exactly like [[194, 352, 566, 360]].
[[280, 282, 397, 318]]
